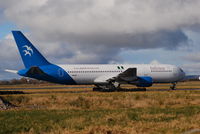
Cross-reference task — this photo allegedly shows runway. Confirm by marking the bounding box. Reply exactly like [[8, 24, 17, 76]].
[[0, 85, 200, 95], [0, 86, 92, 90], [1, 83, 200, 90]]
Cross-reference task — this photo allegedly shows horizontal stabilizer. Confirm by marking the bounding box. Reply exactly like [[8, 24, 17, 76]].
[[5, 69, 18, 74]]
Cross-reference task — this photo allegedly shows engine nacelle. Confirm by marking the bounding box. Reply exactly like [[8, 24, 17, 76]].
[[136, 76, 153, 87]]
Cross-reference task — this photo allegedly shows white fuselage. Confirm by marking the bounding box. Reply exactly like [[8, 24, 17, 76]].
[[58, 64, 185, 85]]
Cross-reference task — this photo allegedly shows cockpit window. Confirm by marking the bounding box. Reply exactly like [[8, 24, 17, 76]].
[[180, 68, 184, 72]]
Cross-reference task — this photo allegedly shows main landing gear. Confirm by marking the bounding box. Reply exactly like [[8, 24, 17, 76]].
[[93, 82, 120, 92], [170, 82, 177, 90]]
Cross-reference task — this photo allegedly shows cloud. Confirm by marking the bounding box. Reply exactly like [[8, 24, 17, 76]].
[[0, 70, 20, 80], [150, 60, 161, 64], [4, 33, 13, 40], [181, 63, 200, 74], [2, 1, 200, 53], [182, 53, 200, 62], [0, 34, 22, 68], [1, 0, 200, 79], [4, 0, 200, 33], [0, 34, 23, 79]]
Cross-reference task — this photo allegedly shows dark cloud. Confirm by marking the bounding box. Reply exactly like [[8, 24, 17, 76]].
[[60, 30, 188, 50], [36, 29, 188, 65]]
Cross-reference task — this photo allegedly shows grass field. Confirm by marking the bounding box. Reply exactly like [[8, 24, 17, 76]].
[[0, 82, 200, 134]]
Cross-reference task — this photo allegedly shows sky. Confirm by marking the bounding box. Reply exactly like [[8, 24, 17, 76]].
[[1, 0, 200, 80]]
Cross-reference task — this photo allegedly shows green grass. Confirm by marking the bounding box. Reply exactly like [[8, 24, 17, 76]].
[[0, 106, 200, 134]]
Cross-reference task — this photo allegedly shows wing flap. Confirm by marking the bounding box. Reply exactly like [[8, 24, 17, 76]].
[[116, 68, 137, 82], [94, 75, 116, 84], [94, 68, 138, 84]]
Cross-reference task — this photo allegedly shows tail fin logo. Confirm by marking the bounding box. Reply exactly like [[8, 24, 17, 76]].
[[23, 45, 33, 56]]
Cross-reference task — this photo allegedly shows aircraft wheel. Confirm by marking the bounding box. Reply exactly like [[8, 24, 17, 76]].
[[170, 82, 177, 90], [93, 87, 101, 91]]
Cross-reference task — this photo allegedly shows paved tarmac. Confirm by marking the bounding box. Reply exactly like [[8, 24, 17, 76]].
[[0, 86, 200, 95]]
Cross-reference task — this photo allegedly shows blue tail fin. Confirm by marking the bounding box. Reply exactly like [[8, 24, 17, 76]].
[[12, 31, 51, 68]]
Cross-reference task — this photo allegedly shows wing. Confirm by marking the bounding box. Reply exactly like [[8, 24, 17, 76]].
[[94, 68, 138, 84], [94, 68, 153, 87], [94, 74, 116, 84], [115, 68, 137, 82]]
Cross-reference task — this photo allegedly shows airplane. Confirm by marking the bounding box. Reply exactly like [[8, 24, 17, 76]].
[[5, 31, 199, 91]]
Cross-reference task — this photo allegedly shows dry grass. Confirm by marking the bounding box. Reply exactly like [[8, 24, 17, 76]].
[[0, 81, 200, 134], [5, 90, 197, 110]]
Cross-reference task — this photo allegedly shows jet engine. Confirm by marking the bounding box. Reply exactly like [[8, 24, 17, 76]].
[[136, 76, 153, 87]]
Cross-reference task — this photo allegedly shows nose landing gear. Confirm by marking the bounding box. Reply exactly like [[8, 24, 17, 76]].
[[170, 82, 177, 90]]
